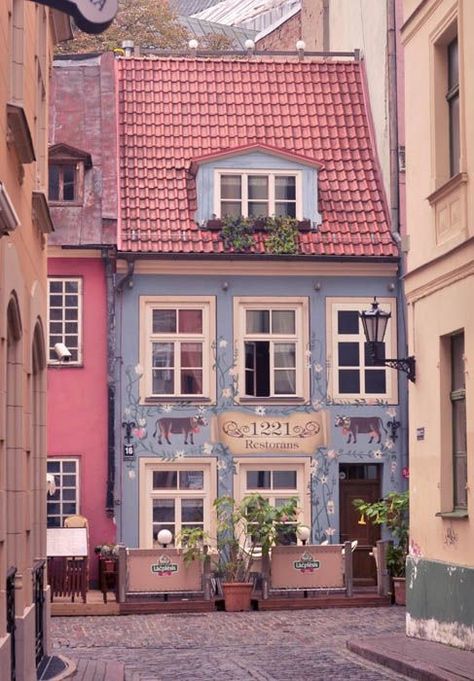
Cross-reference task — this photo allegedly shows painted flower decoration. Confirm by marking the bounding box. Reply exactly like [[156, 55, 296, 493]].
[[313, 363, 323, 373], [327, 500, 335, 515], [325, 527, 336, 536], [384, 439, 394, 450], [327, 449, 338, 460], [320, 475, 328, 485], [391, 461, 397, 472], [304, 349, 312, 357], [222, 388, 232, 399], [216, 460, 227, 471], [311, 400, 323, 411], [175, 450, 185, 460], [134, 363, 144, 376], [219, 338, 228, 348], [133, 427, 146, 439], [162, 404, 172, 413], [373, 450, 383, 459], [386, 407, 397, 418], [138, 418, 146, 427], [202, 442, 214, 455], [255, 406, 266, 416], [228, 366, 238, 377]]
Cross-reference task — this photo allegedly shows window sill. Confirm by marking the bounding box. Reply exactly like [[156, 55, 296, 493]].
[[143, 397, 212, 405], [49, 200, 83, 207], [435, 510, 468, 519], [48, 362, 83, 368], [237, 397, 307, 406], [427, 172, 468, 206]]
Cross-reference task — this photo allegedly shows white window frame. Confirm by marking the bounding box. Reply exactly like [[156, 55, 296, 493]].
[[214, 169, 303, 220], [47, 277, 83, 365], [327, 297, 398, 403], [139, 296, 216, 402], [46, 457, 80, 528], [236, 457, 311, 544], [234, 296, 309, 402], [139, 457, 217, 549]]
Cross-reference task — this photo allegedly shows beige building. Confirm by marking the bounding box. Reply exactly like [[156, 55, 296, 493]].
[[0, 2, 70, 680], [402, 0, 474, 650]]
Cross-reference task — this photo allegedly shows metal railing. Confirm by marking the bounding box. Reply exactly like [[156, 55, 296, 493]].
[[6, 567, 17, 681], [33, 560, 46, 667]]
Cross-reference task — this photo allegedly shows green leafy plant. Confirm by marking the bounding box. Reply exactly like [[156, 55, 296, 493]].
[[353, 491, 409, 577], [221, 216, 256, 252], [94, 543, 119, 558], [264, 216, 299, 255], [179, 494, 299, 583]]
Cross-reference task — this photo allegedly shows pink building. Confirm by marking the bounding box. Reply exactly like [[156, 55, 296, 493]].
[[47, 53, 117, 583]]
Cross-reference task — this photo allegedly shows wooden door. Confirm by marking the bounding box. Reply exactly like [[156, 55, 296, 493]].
[[339, 463, 381, 586]]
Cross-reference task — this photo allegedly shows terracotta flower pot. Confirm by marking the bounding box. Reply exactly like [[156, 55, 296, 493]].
[[222, 582, 253, 612], [392, 577, 406, 605]]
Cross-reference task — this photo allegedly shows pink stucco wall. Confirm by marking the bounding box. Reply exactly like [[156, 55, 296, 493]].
[[48, 256, 115, 582]]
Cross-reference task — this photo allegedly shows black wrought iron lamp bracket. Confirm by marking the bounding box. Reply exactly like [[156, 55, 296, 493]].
[[369, 344, 416, 383]]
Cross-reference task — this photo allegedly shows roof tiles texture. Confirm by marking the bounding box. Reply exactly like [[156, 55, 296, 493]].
[[117, 57, 396, 257]]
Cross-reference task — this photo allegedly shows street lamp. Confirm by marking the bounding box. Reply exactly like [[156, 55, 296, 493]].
[[157, 529, 173, 548], [296, 525, 311, 546], [359, 297, 416, 382]]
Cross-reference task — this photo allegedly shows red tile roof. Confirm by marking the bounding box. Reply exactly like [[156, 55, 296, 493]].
[[117, 57, 397, 257]]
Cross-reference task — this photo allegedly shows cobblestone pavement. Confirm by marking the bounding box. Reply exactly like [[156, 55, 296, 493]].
[[51, 607, 409, 681]]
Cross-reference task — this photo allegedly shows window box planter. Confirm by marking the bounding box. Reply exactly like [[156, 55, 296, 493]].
[[205, 219, 223, 230], [297, 219, 312, 232]]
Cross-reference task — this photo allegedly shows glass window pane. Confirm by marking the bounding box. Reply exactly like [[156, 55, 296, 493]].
[[64, 294, 77, 307], [275, 202, 296, 218], [338, 310, 359, 334], [453, 398, 467, 453], [275, 176, 296, 200], [153, 499, 175, 522], [65, 309, 78, 320], [65, 281, 78, 293], [153, 471, 177, 489], [63, 503, 77, 515], [246, 310, 269, 334], [181, 343, 202, 368], [248, 175, 268, 200], [153, 370, 174, 395], [179, 471, 204, 490], [448, 38, 459, 89], [63, 461, 76, 473], [63, 166, 75, 201], [245, 342, 255, 369], [49, 309, 62, 321], [62, 489, 76, 501], [181, 369, 202, 394], [48, 165, 59, 201], [272, 310, 295, 334], [338, 342, 359, 366], [247, 470, 271, 489], [47, 461, 60, 472], [339, 369, 360, 393], [181, 499, 204, 523], [178, 309, 202, 334], [49, 280, 63, 293], [248, 202, 268, 217], [365, 369, 386, 394], [153, 343, 174, 368], [274, 343, 296, 368], [62, 475, 76, 487], [449, 95, 460, 177], [153, 309, 176, 334], [274, 369, 296, 394], [221, 175, 241, 199], [47, 517, 60, 528], [49, 295, 63, 307], [47, 503, 60, 514], [273, 471, 297, 489], [221, 201, 241, 217]]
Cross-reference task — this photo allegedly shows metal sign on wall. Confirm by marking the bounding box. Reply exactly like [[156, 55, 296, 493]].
[[215, 410, 327, 456], [32, 0, 117, 34]]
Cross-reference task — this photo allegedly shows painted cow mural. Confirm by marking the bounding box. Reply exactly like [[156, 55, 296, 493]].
[[335, 415, 386, 444], [153, 414, 208, 445]]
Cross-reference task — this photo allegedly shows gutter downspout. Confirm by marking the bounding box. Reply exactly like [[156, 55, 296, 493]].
[[387, 0, 400, 237], [103, 247, 117, 517]]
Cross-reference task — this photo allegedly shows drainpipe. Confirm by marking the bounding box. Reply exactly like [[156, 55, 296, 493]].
[[103, 247, 117, 517], [387, 0, 399, 236]]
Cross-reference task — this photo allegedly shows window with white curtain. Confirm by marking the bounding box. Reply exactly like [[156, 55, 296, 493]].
[[140, 296, 215, 401], [234, 297, 309, 401]]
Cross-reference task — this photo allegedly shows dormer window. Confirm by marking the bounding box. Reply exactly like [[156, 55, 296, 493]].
[[49, 163, 77, 202], [48, 143, 92, 206], [216, 170, 302, 220]]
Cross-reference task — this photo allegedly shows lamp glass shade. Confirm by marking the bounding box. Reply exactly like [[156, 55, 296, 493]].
[[360, 298, 391, 344], [296, 525, 311, 542], [157, 529, 173, 546]]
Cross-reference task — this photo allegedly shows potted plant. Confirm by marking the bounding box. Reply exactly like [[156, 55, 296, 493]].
[[263, 216, 299, 255], [353, 491, 409, 605], [221, 215, 256, 252], [180, 494, 299, 611], [94, 543, 119, 571]]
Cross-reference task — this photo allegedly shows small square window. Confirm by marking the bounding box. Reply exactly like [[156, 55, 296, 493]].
[[47, 278, 82, 364]]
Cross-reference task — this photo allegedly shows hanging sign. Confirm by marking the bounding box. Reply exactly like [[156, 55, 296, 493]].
[[32, 0, 117, 34], [216, 410, 327, 456]]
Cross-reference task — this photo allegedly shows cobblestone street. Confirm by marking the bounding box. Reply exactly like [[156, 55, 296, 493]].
[[51, 607, 410, 680]]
